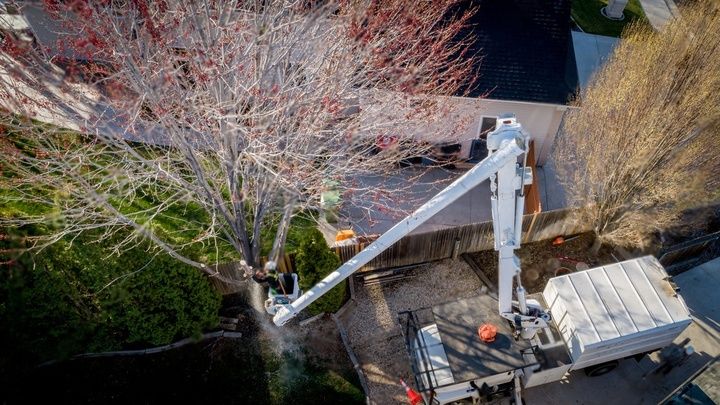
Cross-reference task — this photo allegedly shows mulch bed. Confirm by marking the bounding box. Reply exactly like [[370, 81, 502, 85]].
[[468, 232, 618, 293]]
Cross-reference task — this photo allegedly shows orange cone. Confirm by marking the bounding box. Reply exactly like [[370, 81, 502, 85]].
[[400, 379, 423, 405]]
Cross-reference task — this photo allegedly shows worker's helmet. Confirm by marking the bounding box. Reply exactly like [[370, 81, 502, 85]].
[[264, 261, 277, 272]]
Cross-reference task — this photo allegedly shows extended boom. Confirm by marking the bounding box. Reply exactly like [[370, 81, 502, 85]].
[[273, 119, 528, 326]]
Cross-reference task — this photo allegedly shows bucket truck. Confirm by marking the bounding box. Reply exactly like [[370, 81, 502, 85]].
[[267, 114, 692, 404]]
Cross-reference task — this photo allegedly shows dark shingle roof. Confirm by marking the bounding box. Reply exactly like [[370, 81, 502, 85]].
[[462, 0, 577, 104]]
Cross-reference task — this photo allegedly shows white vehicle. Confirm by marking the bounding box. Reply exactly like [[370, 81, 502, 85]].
[[269, 114, 692, 404], [400, 255, 690, 404]]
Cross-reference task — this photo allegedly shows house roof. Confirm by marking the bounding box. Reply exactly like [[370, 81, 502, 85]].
[[462, 0, 577, 105]]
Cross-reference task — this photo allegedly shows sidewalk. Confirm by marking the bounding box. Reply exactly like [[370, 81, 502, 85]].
[[638, 0, 680, 31]]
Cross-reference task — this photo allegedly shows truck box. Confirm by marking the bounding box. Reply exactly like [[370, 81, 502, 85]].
[[542, 256, 691, 370]]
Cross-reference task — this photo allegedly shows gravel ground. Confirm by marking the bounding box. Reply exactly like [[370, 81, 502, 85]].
[[340, 259, 483, 404]]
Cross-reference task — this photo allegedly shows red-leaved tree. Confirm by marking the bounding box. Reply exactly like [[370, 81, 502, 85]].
[[0, 0, 477, 282]]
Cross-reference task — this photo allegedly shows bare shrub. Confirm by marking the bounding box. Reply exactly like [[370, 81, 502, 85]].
[[553, 1, 720, 250]]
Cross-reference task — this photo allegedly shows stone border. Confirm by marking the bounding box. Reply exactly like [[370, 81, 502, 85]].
[[331, 311, 371, 404]]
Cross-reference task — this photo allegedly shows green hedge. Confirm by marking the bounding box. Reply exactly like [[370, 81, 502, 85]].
[[293, 228, 345, 315], [0, 230, 221, 366]]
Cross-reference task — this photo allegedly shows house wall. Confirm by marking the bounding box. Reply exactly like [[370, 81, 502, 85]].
[[395, 95, 571, 166], [470, 98, 570, 165]]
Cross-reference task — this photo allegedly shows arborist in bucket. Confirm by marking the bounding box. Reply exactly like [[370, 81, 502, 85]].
[[252, 261, 294, 296], [252, 261, 281, 293]]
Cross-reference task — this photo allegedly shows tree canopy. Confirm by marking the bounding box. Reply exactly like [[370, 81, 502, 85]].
[[0, 0, 477, 280]]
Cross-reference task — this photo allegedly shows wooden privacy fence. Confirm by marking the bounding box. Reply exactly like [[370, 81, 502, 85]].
[[334, 207, 591, 272], [524, 141, 542, 215], [208, 208, 590, 294]]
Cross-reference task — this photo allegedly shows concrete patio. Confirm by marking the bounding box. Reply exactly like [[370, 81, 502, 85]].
[[571, 31, 619, 91], [639, 0, 680, 31], [337, 166, 493, 236]]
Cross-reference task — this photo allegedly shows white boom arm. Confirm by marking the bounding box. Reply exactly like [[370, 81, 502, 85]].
[[488, 115, 550, 339], [272, 130, 527, 326]]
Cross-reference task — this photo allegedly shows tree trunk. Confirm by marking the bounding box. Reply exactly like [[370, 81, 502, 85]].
[[590, 234, 603, 256]]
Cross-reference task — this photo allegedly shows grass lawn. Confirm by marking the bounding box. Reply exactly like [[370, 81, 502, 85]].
[[572, 0, 650, 37], [0, 119, 315, 265]]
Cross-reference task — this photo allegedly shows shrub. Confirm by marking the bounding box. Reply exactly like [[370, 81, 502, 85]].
[[0, 247, 102, 364], [294, 228, 345, 315], [0, 230, 221, 364], [103, 254, 221, 346], [553, 2, 720, 249]]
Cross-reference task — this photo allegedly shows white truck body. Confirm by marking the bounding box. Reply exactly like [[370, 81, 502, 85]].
[[543, 256, 692, 370], [407, 256, 692, 404]]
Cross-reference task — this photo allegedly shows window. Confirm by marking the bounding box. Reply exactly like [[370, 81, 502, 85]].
[[468, 138, 488, 163], [478, 116, 497, 139]]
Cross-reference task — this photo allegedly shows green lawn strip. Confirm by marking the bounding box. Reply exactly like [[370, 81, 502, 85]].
[[110, 190, 241, 264], [1, 125, 239, 264], [572, 0, 650, 37], [0, 186, 52, 217]]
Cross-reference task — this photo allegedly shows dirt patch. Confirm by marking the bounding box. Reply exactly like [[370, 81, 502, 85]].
[[294, 314, 353, 376], [468, 232, 618, 293], [221, 284, 355, 380], [340, 259, 483, 404]]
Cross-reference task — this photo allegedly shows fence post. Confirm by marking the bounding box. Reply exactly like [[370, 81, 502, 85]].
[[524, 210, 540, 243], [452, 237, 461, 259]]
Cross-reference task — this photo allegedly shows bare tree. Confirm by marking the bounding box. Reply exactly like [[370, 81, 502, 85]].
[[0, 0, 477, 281], [552, 1, 720, 250]]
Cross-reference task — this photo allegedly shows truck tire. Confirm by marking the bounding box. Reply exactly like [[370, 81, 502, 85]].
[[584, 360, 619, 377]]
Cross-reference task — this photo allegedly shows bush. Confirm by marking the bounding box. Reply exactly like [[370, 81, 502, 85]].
[[0, 246, 102, 364], [102, 255, 221, 346], [0, 229, 221, 366], [294, 228, 345, 315]]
